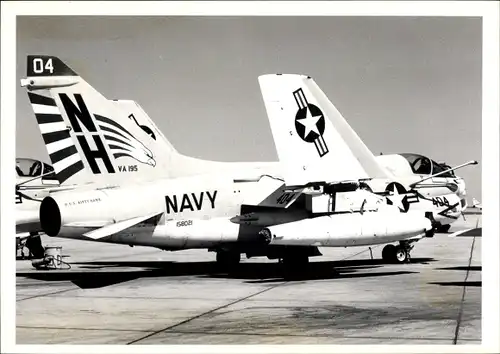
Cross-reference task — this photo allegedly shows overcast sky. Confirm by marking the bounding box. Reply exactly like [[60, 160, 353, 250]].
[[16, 16, 482, 200]]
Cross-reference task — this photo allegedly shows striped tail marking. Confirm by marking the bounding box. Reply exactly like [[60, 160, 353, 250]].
[[95, 115, 155, 166], [28, 92, 85, 184]]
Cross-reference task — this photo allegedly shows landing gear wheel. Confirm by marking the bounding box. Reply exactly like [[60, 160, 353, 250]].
[[216, 250, 241, 270], [382, 244, 410, 264], [382, 244, 397, 263], [394, 246, 409, 263]]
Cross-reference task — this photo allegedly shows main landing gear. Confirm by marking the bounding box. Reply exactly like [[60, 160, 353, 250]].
[[17, 235, 45, 259], [381, 241, 415, 264]]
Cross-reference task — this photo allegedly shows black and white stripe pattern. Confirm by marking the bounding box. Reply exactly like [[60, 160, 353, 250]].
[[293, 88, 308, 111], [405, 192, 420, 204], [95, 114, 150, 163], [28, 92, 84, 184]]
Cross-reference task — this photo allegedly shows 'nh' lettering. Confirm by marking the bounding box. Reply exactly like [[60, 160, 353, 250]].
[[59, 93, 115, 174], [59, 93, 97, 133]]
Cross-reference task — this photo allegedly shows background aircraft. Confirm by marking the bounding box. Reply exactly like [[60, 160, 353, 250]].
[[258, 73, 469, 262], [472, 197, 482, 210], [15, 158, 60, 258]]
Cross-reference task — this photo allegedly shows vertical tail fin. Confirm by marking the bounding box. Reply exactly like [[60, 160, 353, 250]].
[[109, 99, 180, 155], [22, 55, 170, 186], [258, 74, 391, 186]]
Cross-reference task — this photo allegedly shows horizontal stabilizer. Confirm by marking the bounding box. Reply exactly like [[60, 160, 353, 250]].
[[83, 211, 163, 240]]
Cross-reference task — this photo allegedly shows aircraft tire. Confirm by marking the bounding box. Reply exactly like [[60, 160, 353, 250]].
[[394, 246, 409, 263], [381, 244, 397, 263]]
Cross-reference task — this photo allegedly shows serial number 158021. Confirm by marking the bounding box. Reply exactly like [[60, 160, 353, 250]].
[[176, 220, 193, 227]]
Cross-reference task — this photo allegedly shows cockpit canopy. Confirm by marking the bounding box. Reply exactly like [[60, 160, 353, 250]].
[[400, 153, 456, 178], [16, 158, 57, 180]]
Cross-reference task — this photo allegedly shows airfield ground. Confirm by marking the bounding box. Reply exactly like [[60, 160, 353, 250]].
[[16, 215, 481, 345]]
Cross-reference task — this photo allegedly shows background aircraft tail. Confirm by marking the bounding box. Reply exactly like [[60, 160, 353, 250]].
[[258, 74, 390, 186]]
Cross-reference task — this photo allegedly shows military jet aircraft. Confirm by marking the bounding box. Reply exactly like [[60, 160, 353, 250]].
[[18, 55, 308, 267], [15, 158, 60, 258], [19, 55, 445, 268], [24, 55, 473, 227], [257, 73, 470, 262]]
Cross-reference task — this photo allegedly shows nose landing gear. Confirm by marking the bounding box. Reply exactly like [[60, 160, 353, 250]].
[[382, 240, 415, 264]]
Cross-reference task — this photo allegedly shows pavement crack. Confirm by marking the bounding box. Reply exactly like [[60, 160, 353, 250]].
[[452, 236, 476, 344], [127, 282, 287, 344]]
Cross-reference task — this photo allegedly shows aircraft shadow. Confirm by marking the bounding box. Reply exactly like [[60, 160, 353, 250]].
[[428, 281, 482, 287], [16, 258, 434, 289], [455, 228, 482, 237], [436, 266, 482, 272], [221, 270, 419, 284]]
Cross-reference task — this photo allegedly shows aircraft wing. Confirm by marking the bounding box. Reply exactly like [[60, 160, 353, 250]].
[[66, 211, 163, 240], [258, 74, 392, 188], [239, 175, 303, 208]]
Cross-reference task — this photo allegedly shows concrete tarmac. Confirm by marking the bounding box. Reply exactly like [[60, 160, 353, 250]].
[[16, 215, 481, 345]]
